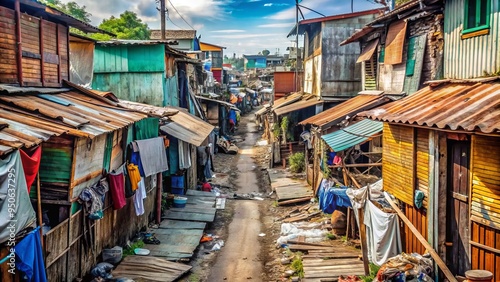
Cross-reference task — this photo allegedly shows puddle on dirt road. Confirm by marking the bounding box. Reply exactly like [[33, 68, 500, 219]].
[[206, 114, 264, 281]]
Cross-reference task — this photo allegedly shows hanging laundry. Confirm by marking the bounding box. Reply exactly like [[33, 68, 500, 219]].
[[126, 163, 141, 191], [14, 227, 47, 282], [135, 137, 169, 177], [0, 151, 36, 244], [79, 179, 108, 220], [108, 165, 126, 210], [317, 179, 351, 214], [130, 150, 146, 177], [133, 179, 147, 216], [363, 200, 402, 266], [19, 146, 42, 193], [178, 140, 192, 169]]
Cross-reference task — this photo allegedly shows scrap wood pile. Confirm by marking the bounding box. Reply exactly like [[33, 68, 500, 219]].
[[277, 203, 324, 223]]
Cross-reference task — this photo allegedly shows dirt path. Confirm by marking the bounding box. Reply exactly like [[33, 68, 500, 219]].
[[206, 113, 266, 281]]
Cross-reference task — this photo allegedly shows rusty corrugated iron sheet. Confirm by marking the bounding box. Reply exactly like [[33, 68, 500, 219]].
[[360, 78, 500, 134], [274, 96, 323, 116], [299, 92, 390, 129], [0, 86, 147, 155], [272, 92, 303, 108]]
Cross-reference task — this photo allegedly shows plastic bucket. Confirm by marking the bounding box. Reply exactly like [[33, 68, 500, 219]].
[[173, 197, 187, 208]]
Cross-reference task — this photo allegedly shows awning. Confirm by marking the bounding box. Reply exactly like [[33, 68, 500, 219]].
[[255, 104, 271, 116], [272, 92, 303, 109], [274, 98, 323, 116], [321, 119, 383, 152], [161, 110, 215, 147], [384, 20, 407, 65], [196, 96, 240, 111], [357, 39, 379, 63], [299, 92, 389, 129]]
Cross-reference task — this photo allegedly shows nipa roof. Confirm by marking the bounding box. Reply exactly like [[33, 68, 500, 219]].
[[360, 77, 500, 134]]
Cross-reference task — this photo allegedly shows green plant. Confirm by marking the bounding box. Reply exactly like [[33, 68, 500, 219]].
[[123, 240, 144, 257], [360, 263, 381, 282], [321, 146, 332, 179], [272, 123, 281, 140], [326, 233, 337, 240], [289, 152, 305, 173], [290, 252, 304, 278], [340, 235, 348, 243]]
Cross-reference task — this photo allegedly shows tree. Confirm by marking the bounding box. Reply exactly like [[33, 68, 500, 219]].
[[262, 49, 270, 56], [92, 11, 150, 40], [41, 1, 91, 23]]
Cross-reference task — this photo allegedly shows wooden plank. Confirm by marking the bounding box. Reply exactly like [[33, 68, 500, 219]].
[[153, 228, 203, 236], [112, 255, 191, 282], [159, 219, 206, 229], [163, 210, 215, 222], [186, 189, 216, 198], [169, 206, 216, 215]]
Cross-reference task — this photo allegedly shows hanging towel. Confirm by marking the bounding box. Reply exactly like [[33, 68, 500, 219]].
[[363, 200, 402, 266], [178, 140, 192, 169], [133, 179, 147, 216], [0, 151, 36, 244], [108, 166, 126, 210], [19, 147, 42, 193], [126, 163, 141, 191], [15, 227, 47, 282], [135, 137, 169, 177]]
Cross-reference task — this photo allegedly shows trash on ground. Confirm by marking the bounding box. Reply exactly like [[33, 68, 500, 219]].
[[133, 248, 150, 256]]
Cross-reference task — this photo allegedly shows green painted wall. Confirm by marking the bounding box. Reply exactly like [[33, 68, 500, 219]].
[[93, 44, 178, 107], [39, 136, 74, 184]]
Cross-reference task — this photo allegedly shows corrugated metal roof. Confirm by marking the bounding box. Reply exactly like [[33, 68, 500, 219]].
[[340, 26, 378, 46], [299, 93, 389, 129], [150, 29, 196, 40], [118, 100, 179, 117], [195, 96, 240, 111], [161, 110, 215, 147], [0, 88, 147, 155], [272, 92, 304, 108], [96, 39, 178, 46], [360, 78, 500, 134], [274, 97, 323, 116], [287, 8, 386, 37], [322, 119, 383, 152], [255, 104, 271, 116]]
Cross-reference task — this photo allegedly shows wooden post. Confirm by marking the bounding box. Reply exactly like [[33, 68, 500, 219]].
[[384, 192, 458, 282], [36, 174, 43, 248], [15, 0, 23, 85], [156, 173, 162, 224]]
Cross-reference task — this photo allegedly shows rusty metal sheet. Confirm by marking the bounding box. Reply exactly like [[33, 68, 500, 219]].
[[274, 97, 323, 116], [272, 92, 303, 108], [384, 20, 407, 65], [299, 93, 389, 129], [361, 79, 500, 134], [161, 110, 214, 147], [357, 39, 379, 63]]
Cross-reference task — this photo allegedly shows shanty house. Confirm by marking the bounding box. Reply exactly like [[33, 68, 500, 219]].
[[200, 42, 225, 83], [287, 8, 384, 99], [150, 29, 198, 51], [340, 0, 444, 94], [362, 77, 500, 280]]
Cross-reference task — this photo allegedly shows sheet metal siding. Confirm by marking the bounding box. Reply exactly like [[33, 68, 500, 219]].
[[444, 0, 500, 79], [39, 136, 74, 184], [321, 21, 364, 97], [93, 73, 165, 106]]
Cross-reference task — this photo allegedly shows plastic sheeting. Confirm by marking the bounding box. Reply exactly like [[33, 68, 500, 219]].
[[276, 222, 327, 245], [69, 42, 95, 87], [0, 151, 36, 243]]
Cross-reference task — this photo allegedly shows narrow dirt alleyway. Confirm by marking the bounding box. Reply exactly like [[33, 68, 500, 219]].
[[206, 113, 265, 281]]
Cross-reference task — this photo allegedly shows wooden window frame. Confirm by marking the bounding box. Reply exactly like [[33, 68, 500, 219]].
[[462, 0, 490, 37]]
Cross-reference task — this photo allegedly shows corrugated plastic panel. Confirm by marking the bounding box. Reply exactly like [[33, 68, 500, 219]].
[[444, 0, 500, 79], [361, 79, 500, 134], [321, 119, 383, 152], [299, 93, 387, 128]]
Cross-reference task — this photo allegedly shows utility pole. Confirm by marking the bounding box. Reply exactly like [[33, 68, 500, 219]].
[[160, 0, 166, 39], [295, 0, 299, 92]]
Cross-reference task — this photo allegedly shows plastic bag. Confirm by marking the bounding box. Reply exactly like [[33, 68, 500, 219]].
[[91, 262, 114, 279]]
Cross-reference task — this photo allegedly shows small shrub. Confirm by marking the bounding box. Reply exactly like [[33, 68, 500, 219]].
[[123, 240, 144, 257], [360, 263, 381, 282], [326, 233, 337, 240], [289, 152, 305, 173], [290, 252, 304, 278]]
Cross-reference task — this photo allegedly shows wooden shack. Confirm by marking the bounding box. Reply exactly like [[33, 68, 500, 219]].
[[362, 78, 500, 280]]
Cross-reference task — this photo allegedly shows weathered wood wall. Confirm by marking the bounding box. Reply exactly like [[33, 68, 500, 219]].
[[382, 123, 414, 205], [416, 129, 429, 208], [403, 203, 428, 254], [0, 6, 68, 86], [469, 135, 500, 281]]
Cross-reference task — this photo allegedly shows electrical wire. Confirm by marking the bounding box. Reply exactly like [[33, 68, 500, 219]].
[[167, 0, 194, 30], [167, 15, 183, 29]]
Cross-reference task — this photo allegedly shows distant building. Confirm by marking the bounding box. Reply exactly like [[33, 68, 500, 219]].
[[150, 29, 197, 51], [200, 42, 225, 83], [243, 54, 267, 70], [266, 55, 284, 67]]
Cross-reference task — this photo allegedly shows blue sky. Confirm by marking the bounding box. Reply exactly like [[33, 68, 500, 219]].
[[62, 0, 384, 57]]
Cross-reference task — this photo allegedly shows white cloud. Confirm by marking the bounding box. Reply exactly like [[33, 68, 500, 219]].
[[258, 22, 295, 28], [264, 3, 289, 7], [212, 33, 283, 39], [211, 30, 246, 33], [264, 3, 273, 6]]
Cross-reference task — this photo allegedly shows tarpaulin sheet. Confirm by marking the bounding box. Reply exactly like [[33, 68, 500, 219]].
[[0, 151, 36, 243], [20, 147, 42, 193], [69, 42, 95, 87]]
